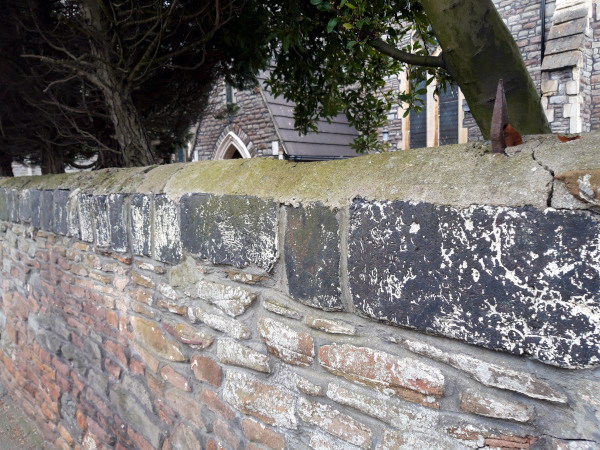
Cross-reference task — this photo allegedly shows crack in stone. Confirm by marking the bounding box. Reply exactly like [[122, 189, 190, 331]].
[[530, 142, 555, 208]]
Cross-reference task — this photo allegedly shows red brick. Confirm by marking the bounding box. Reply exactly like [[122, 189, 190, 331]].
[[52, 356, 71, 378], [160, 365, 190, 391], [103, 340, 128, 367], [164, 390, 206, 431], [127, 427, 154, 450], [106, 310, 119, 329], [214, 419, 240, 450], [242, 419, 285, 450], [191, 355, 222, 387], [200, 389, 235, 420], [56, 373, 71, 393], [77, 410, 88, 431], [130, 358, 145, 376], [58, 423, 74, 446], [87, 417, 116, 445], [104, 358, 122, 379]]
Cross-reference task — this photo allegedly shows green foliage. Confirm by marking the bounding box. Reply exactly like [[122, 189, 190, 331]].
[[265, 0, 454, 153]]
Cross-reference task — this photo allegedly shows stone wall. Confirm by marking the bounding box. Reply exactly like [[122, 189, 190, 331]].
[[0, 134, 599, 450], [193, 79, 278, 160]]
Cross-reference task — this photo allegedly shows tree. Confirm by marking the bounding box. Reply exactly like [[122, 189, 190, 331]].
[[9, 0, 269, 168], [264, 0, 551, 153]]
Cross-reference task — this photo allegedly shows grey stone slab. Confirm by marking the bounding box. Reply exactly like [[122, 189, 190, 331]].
[[553, 5, 590, 24], [154, 195, 181, 265], [547, 17, 588, 41], [41, 191, 54, 231], [8, 190, 19, 223], [53, 190, 69, 236], [348, 199, 600, 369], [31, 190, 41, 229], [0, 189, 8, 221], [131, 194, 152, 257], [108, 194, 128, 253], [78, 194, 94, 243], [285, 203, 343, 311], [92, 195, 110, 247], [545, 33, 585, 55], [19, 190, 31, 223], [66, 193, 80, 238], [180, 194, 277, 271], [542, 50, 582, 71]]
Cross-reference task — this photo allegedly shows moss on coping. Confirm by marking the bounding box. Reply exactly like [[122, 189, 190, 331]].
[[0, 133, 598, 210]]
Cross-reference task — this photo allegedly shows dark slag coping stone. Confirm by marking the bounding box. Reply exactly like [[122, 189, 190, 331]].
[[131, 194, 151, 257], [41, 191, 54, 231], [67, 195, 80, 238], [31, 190, 41, 229], [8, 190, 19, 223], [180, 193, 277, 271], [92, 196, 110, 247], [53, 190, 70, 236], [285, 203, 343, 311], [0, 189, 7, 221], [348, 199, 600, 369], [154, 195, 181, 265], [19, 190, 32, 223], [108, 194, 128, 253]]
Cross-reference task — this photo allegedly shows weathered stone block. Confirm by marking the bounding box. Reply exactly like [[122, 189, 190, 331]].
[[402, 339, 567, 403], [285, 203, 343, 311], [242, 419, 285, 450], [547, 17, 588, 41], [163, 320, 213, 348], [108, 194, 128, 252], [110, 386, 165, 448], [298, 397, 372, 449], [319, 344, 444, 408], [304, 316, 356, 335], [164, 389, 207, 431], [30, 190, 41, 228], [0, 189, 8, 221], [53, 190, 69, 236], [545, 33, 585, 56], [217, 338, 271, 373], [170, 423, 202, 449], [258, 318, 314, 367], [130, 317, 187, 362], [180, 193, 277, 271], [131, 194, 151, 257], [66, 193, 79, 238], [154, 195, 181, 264], [41, 191, 54, 231], [460, 390, 533, 423], [92, 195, 110, 247], [8, 190, 19, 222], [349, 200, 600, 368], [78, 194, 94, 243], [262, 299, 302, 320], [19, 190, 31, 223], [189, 280, 257, 317], [541, 50, 582, 71], [190, 307, 249, 340], [327, 384, 437, 432], [222, 372, 297, 429]]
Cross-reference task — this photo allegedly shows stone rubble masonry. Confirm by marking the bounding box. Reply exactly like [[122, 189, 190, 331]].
[[0, 139, 597, 449]]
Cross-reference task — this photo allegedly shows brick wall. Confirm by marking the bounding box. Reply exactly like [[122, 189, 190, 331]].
[[0, 137, 599, 450]]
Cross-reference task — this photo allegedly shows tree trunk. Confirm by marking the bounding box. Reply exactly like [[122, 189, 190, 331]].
[[101, 83, 155, 167], [0, 149, 14, 177], [41, 143, 65, 175], [81, 0, 155, 168], [420, 0, 552, 139]]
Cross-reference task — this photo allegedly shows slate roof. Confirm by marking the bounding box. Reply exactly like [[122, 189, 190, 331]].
[[258, 74, 360, 161]]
